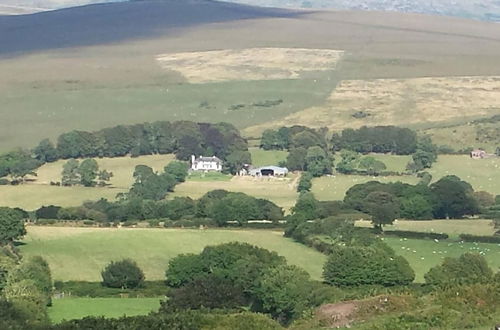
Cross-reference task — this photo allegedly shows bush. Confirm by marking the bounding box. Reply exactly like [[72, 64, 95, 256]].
[[0, 178, 9, 185], [35, 205, 61, 219], [82, 220, 95, 226], [424, 253, 493, 287], [459, 234, 500, 244], [383, 230, 448, 240], [323, 245, 415, 286], [101, 259, 145, 289]]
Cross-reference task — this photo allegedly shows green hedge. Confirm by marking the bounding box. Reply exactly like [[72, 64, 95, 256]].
[[459, 234, 500, 244], [383, 230, 449, 240], [53, 281, 168, 298]]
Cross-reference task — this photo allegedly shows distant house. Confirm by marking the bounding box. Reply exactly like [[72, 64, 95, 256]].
[[249, 166, 288, 177], [470, 149, 487, 159], [191, 155, 222, 172]]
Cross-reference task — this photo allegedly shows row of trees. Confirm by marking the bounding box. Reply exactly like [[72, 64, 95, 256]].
[[343, 175, 482, 225], [0, 120, 250, 182], [38, 190, 284, 225], [331, 126, 418, 155], [53, 121, 248, 161]]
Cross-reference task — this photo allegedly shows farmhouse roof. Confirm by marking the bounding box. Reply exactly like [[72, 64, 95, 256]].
[[195, 156, 222, 163]]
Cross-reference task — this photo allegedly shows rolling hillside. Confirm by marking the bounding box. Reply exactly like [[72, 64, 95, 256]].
[[1, 0, 500, 151]]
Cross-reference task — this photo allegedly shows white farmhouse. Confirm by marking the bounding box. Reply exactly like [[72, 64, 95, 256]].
[[191, 155, 223, 172]]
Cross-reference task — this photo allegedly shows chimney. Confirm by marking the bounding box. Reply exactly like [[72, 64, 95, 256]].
[[191, 155, 195, 164]]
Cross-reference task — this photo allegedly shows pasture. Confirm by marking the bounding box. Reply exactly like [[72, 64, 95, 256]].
[[172, 174, 299, 212], [48, 298, 162, 324], [0, 154, 174, 210], [311, 174, 419, 201], [20, 227, 327, 281], [249, 148, 288, 167], [383, 237, 500, 282], [428, 155, 500, 195], [356, 219, 497, 237]]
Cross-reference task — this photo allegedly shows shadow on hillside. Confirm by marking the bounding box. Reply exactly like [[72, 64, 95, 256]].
[[0, 0, 303, 57]]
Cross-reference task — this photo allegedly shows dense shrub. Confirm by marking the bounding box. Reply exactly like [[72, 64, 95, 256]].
[[35, 205, 61, 219], [101, 259, 145, 289], [323, 245, 415, 286], [424, 253, 493, 287]]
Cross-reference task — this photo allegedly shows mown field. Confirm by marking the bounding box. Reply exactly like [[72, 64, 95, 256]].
[[48, 298, 162, 324], [20, 227, 327, 281], [0, 154, 174, 210]]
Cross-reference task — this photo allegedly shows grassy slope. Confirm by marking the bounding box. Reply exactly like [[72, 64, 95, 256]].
[[0, 154, 174, 210], [249, 148, 289, 167], [383, 237, 500, 282], [312, 175, 420, 201], [428, 155, 500, 195], [171, 175, 299, 212], [2, 4, 500, 150], [20, 227, 327, 281], [48, 297, 162, 324], [357, 219, 497, 238]]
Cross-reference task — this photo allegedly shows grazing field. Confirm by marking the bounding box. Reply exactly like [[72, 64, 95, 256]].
[[48, 298, 162, 324], [311, 174, 419, 201], [157, 48, 343, 83], [244, 76, 500, 136], [384, 237, 500, 282], [172, 175, 299, 211], [20, 227, 327, 281], [428, 155, 500, 195], [0, 155, 175, 210], [186, 171, 232, 182], [356, 219, 497, 237], [0, 185, 125, 211], [249, 148, 289, 167], [424, 122, 500, 152], [368, 154, 411, 173], [32, 154, 175, 188]]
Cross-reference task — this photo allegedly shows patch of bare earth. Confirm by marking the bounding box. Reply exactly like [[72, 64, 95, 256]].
[[316, 302, 357, 328], [156, 48, 343, 83], [244, 76, 500, 135]]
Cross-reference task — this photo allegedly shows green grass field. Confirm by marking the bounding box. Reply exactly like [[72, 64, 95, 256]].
[[0, 154, 174, 210], [428, 155, 500, 195], [311, 174, 419, 201], [186, 171, 232, 182], [172, 175, 299, 212], [20, 227, 327, 281], [383, 237, 500, 282], [48, 298, 162, 324], [369, 154, 411, 173], [357, 219, 497, 238], [249, 148, 288, 167]]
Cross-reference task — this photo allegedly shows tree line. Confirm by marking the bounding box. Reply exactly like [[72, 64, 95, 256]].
[[0, 120, 250, 183]]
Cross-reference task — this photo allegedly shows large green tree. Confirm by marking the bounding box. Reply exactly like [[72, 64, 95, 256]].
[[363, 191, 400, 230], [101, 259, 145, 289], [0, 207, 26, 245], [430, 176, 479, 218], [77, 159, 99, 187]]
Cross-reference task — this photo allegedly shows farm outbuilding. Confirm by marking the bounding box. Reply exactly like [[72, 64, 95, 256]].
[[249, 166, 288, 177]]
